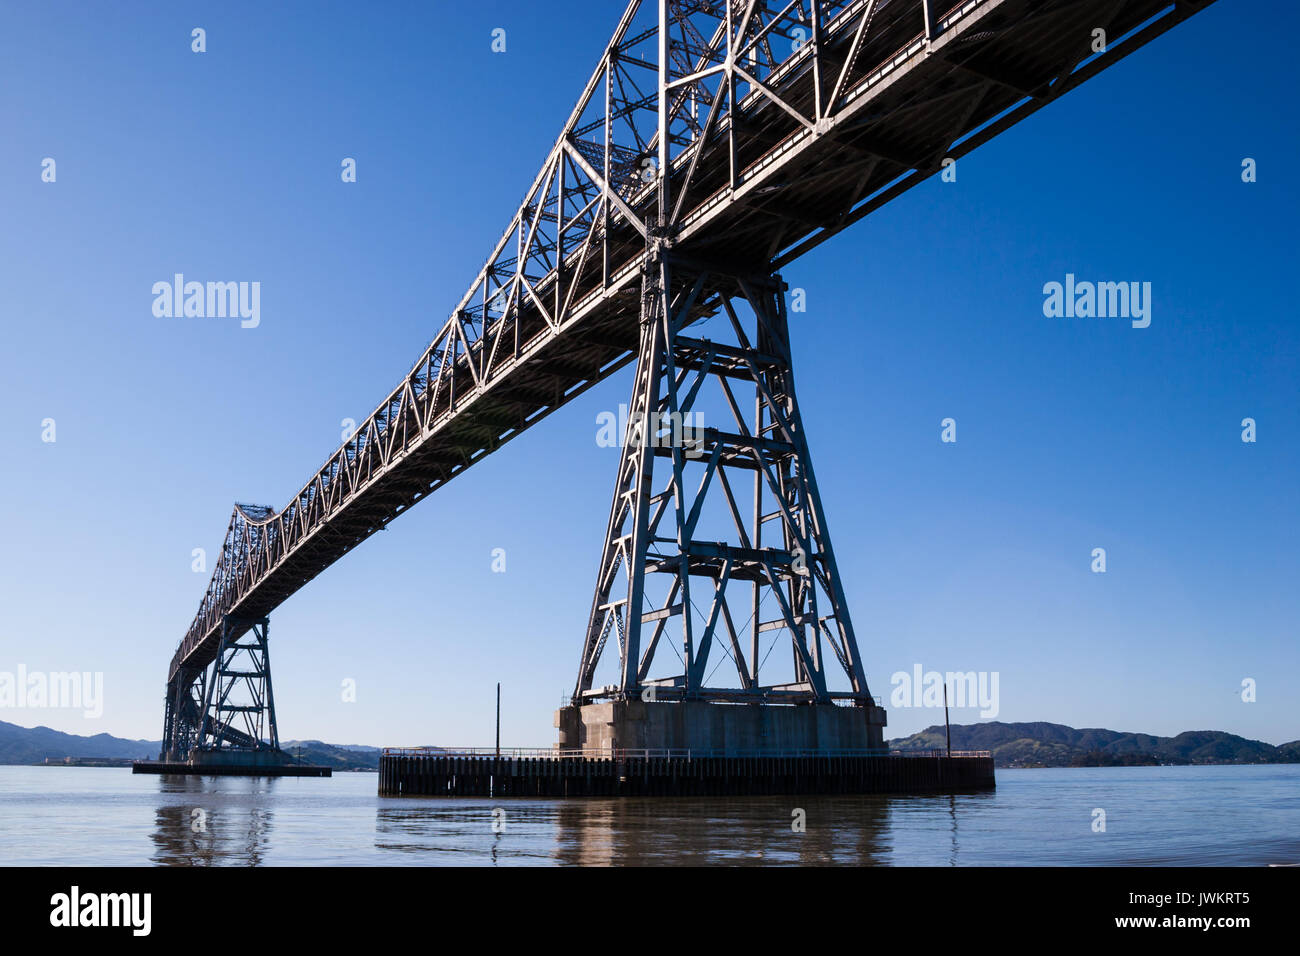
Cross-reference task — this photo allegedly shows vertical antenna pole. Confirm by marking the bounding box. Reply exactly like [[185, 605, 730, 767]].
[[944, 681, 951, 756], [658, 0, 670, 222]]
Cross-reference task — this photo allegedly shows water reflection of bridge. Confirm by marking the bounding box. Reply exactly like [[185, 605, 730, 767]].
[[142, 777, 987, 864], [370, 793, 992, 865], [149, 776, 275, 866]]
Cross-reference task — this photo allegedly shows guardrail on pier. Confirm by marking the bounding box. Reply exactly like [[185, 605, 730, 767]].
[[381, 747, 992, 759]]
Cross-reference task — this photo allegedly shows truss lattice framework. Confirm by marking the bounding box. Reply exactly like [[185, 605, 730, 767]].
[[162, 0, 1217, 737], [575, 250, 869, 706], [164, 617, 279, 760]]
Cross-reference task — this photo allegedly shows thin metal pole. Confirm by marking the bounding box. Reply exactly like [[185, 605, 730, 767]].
[[491, 681, 501, 798], [944, 682, 951, 756], [658, 0, 670, 222], [261, 618, 279, 751]]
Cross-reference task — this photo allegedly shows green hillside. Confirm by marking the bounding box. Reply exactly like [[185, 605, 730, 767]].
[[888, 722, 1299, 768]]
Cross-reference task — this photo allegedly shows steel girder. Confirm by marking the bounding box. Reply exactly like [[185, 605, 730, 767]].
[[574, 249, 870, 705], [165, 0, 1218, 711]]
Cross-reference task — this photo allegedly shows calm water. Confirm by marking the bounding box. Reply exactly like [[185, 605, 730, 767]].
[[1, 764, 1297, 866]]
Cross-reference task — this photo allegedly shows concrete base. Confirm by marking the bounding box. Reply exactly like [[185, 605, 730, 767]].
[[555, 699, 887, 752], [133, 760, 331, 777], [190, 748, 296, 767], [136, 747, 330, 777], [132, 747, 335, 777]]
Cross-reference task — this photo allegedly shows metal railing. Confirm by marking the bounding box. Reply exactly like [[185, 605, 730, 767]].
[[381, 747, 991, 760]]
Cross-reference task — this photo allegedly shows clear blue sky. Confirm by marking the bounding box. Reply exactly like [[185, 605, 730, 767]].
[[1, 1, 1295, 748]]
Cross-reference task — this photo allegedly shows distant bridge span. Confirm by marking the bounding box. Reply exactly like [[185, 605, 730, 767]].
[[162, 0, 1216, 758]]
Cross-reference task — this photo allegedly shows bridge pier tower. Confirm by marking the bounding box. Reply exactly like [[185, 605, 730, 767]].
[[160, 615, 290, 766], [161, 666, 204, 762], [563, 248, 885, 752]]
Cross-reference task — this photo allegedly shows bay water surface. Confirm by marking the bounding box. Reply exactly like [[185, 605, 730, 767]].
[[1, 764, 1296, 866]]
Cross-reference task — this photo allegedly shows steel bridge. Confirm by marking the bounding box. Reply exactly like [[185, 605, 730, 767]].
[[160, 0, 1217, 761]]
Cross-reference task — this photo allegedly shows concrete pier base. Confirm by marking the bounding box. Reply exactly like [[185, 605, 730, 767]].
[[189, 748, 296, 768], [133, 747, 331, 777], [379, 701, 994, 797], [554, 700, 888, 753], [133, 760, 331, 777]]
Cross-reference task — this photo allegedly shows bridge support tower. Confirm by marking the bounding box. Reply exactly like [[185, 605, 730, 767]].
[[561, 248, 886, 752], [161, 615, 291, 767]]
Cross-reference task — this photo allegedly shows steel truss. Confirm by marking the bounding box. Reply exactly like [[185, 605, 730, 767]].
[[575, 248, 870, 706], [160, 0, 1217, 737]]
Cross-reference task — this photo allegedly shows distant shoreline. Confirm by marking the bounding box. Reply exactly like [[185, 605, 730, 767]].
[[5, 717, 1298, 772]]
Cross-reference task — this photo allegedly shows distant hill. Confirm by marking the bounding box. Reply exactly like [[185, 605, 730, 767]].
[[889, 721, 1300, 768], [279, 740, 381, 771], [0, 719, 158, 764], [5, 718, 1294, 771], [0, 720, 381, 771]]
